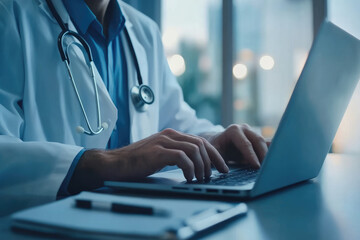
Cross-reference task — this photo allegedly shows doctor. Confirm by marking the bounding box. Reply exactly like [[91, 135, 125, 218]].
[[0, 0, 268, 198]]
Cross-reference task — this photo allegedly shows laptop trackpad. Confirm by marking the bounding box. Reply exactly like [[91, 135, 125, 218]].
[[147, 169, 188, 184]]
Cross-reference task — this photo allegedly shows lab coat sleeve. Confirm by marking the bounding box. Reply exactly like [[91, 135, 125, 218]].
[[57, 149, 86, 199], [156, 29, 224, 135], [0, 2, 82, 199]]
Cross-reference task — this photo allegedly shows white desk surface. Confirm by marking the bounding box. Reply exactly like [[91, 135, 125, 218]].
[[0, 154, 359, 240]]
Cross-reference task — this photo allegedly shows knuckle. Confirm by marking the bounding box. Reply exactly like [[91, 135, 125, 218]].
[[156, 135, 168, 144], [243, 139, 253, 148], [189, 144, 199, 153], [228, 124, 240, 131], [153, 146, 166, 158], [199, 136, 208, 143], [241, 123, 251, 129], [158, 134, 167, 140], [173, 150, 186, 160], [193, 138, 203, 147], [161, 128, 177, 136], [227, 124, 242, 137], [257, 135, 266, 143], [152, 145, 163, 152]]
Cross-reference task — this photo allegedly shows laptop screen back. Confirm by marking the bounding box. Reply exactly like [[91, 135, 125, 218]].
[[252, 21, 360, 197]]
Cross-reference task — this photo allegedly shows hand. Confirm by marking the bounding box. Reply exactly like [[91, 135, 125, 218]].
[[68, 129, 229, 194], [204, 124, 269, 168]]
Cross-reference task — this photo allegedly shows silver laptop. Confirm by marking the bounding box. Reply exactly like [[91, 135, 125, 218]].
[[105, 20, 360, 199]]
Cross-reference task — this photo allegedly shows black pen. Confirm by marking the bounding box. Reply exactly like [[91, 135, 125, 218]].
[[74, 198, 170, 217]]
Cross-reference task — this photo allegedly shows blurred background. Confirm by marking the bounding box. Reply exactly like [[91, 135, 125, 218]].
[[124, 0, 360, 154]]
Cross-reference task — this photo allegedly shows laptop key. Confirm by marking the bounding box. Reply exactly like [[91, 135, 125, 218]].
[[209, 168, 259, 186]]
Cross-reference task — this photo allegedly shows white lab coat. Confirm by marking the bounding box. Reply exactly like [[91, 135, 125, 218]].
[[0, 0, 223, 198]]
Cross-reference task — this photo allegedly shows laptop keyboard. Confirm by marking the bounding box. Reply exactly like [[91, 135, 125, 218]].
[[206, 168, 259, 186]]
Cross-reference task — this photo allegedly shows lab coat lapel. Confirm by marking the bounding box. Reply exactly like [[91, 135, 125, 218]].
[[38, 0, 70, 24], [121, 13, 152, 143], [37, 0, 118, 148]]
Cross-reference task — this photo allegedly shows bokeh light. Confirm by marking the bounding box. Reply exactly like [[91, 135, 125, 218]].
[[233, 63, 248, 80], [162, 28, 179, 51], [259, 55, 275, 70], [167, 54, 186, 76]]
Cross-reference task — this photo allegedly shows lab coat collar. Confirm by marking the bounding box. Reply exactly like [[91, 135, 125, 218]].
[[38, 0, 70, 26], [119, 1, 152, 142], [37, 0, 147, 90], [119, 1, 148, 86]]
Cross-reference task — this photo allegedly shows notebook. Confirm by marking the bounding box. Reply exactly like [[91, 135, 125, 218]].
[[11, 192, 247, 239]]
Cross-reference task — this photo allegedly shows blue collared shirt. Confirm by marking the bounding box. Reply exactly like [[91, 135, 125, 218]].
[[58, 0, 130, 197]]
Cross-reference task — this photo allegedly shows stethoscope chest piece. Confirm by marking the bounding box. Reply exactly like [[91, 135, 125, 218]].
[[131, 85, 155, 112]]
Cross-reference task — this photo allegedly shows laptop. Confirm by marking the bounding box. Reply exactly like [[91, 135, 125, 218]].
[[105, 20, 360, 199]]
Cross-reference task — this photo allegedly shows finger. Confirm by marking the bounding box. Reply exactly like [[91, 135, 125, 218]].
[[160, 148, 195, 181], [201, 138, 229, 173], [163, 130, 212, 178], [160, 136, 205, 181], [166, 130, 228, 176], [243, 128, 268, 163], [229, 127, 261, 168]]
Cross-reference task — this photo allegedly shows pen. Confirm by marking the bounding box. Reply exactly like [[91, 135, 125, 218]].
[[74, 198, 170, 217]]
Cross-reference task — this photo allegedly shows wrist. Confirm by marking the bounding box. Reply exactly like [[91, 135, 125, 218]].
[[104, 148, 135, 181], [68, 149, 108, 194]]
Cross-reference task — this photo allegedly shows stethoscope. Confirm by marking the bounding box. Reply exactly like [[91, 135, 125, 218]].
[[45, 0, 155, 136]]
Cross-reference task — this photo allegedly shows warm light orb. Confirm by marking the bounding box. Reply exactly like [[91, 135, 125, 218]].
[[167, 54, 186, 76], [233, 63, 248, 80], [162, 28, 179, 50], [259, 55, 275, 70], [233, 99, 247, 110]]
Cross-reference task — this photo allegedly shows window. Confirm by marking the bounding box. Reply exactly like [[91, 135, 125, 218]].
[[161, 0, 313, 132], [159, 0, 360, 153], [233, 0, 313, 137], [328, 0, 360, 153], [161, 0, 223, 125]]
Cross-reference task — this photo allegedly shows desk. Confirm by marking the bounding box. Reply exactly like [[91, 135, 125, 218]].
[[0, 154, 359, 240]]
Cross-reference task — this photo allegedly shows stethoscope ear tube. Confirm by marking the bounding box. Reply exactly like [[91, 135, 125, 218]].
[[58, 31, 94, 63], [124, 28, 143, 86]]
